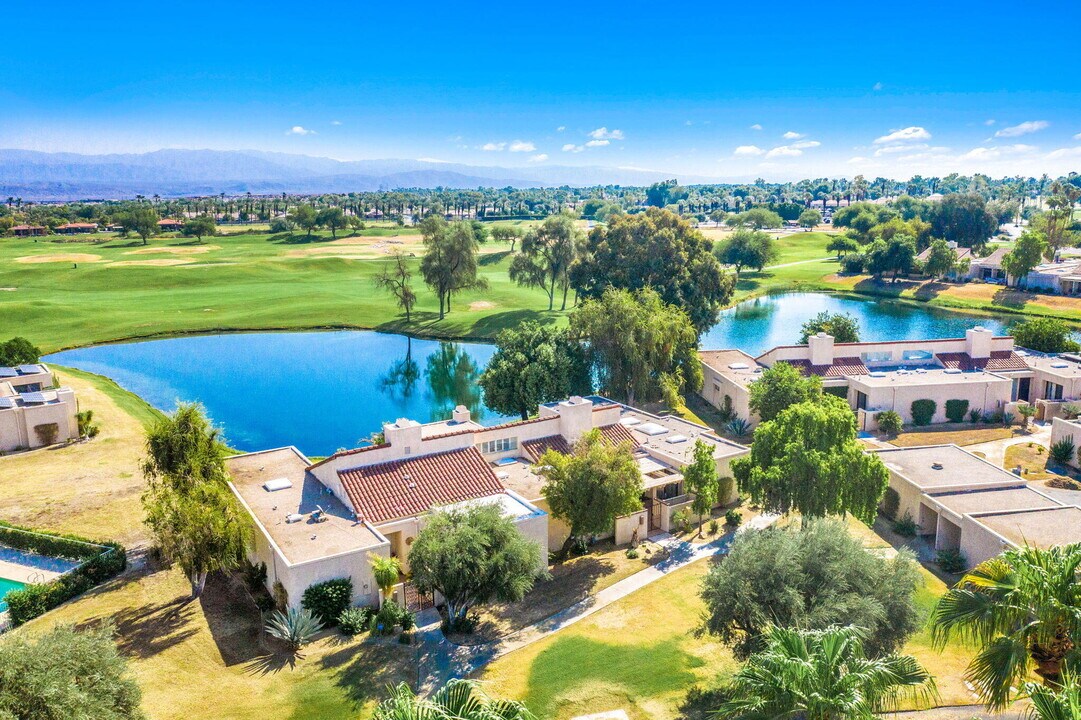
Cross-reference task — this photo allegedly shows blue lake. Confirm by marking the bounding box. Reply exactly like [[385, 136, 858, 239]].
[[46, 293, 1014, 455]]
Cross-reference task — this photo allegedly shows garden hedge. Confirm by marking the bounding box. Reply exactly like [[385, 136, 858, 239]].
[[944, 399, 969, 424], [910, 399, 936, 426], [1, 521, 125, 626]]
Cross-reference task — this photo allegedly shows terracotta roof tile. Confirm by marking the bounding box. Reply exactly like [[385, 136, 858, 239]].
[[780, 356, 868, 378], [936, 351, 1028, 372], [522, 423, 638, 461], [337, 446, 504, 524]]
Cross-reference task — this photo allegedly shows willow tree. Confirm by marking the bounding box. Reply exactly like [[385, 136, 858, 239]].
[[508, 212, 580, 310], [732, 395, 888, 524]]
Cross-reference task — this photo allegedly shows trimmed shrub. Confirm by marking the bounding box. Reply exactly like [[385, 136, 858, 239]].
[[944, 399, 969, 424], [881, 487, 901, 521], [725, 509, 743, 527], [876, 410, 902, 436], [936, 548, 967, 574], [1051, 437, 1076, 466], [338, 606, 374, 636], [892, 511, 918, 537], [968, 408, 982, 424], [301, 578, 353, 626], [910, 399, 936, 426]]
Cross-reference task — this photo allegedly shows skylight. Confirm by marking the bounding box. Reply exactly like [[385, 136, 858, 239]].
[[636, 422, 667, 436], [263, 478, 293, 492]]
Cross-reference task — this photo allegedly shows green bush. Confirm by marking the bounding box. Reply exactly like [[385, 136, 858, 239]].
[[944, 399, 969, 424], [892, 511, 918, 537], [875, 410, 902, 436], [1051, 437, 1076, 466], [725, 509, 743, 527], [841, 253, 865, 273], [338, 606, 374, 636], [881, 487, 901, 521], [968, 408, 982, 424], [936, 548, 967, 574], [301, 578, 353, 626], [265, 607, 323, 651], [708, 519, 720, 535], [370, 600, 409, 635], [1, 522, 125, 626], [625, 547, 640, 559], [910, 399, 936, 426], [672, 509, 692, 534]]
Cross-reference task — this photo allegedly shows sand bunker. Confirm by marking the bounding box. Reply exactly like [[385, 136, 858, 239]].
[[124, 244, 221, 256], [108, 258, 195, 267], [0, 287, 15, 291], [469, 301, 497, 310], [15, 253, 103, 264]]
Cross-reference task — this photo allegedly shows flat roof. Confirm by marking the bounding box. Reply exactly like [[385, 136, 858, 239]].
[[851, 367, 1012, 388], [875, 445, 1022, 491], [490, 457, 545, 502], [929, 486, 1058, 517], [421, 418, 484, 438], [977, 506, 1081, 549], [698, 349, 763, 388], [227, 447, 385, 565], [1022, 353, 1081, 379], [618, 406, 748, 464]]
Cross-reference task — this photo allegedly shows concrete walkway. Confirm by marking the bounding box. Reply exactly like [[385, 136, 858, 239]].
[[965, 421, 1051, 468], [417, 512, 779, 692], [762, 256, 836, 270]]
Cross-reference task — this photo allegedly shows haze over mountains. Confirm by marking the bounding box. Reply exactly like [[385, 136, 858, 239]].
[[0, 149, 718, 200]]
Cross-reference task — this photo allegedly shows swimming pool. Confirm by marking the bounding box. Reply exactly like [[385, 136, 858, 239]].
[[0, 576, 26, 613]]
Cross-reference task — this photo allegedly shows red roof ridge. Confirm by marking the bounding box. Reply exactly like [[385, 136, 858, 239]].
[[307, 441, 390, 470]]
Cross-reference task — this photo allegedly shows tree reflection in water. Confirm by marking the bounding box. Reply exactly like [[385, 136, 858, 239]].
[[424, 342, 485, 422]]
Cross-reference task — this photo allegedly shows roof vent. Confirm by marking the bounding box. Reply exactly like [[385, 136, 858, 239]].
[[931, 462, 944, 470], [1051, 362, 1070, 369], [728, 362, 750, 370], [263, 478, 293, 492]]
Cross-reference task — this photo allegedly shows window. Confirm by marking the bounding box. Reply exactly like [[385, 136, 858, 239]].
[[1045, 382, 1064, 401], [861, 351, 892, 364], [480, 437, 518, 454], [901, 350, 933, 362], [856, 391, 868, 410]]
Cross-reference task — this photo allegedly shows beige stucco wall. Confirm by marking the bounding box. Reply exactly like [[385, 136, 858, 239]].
[[615, 509, 648, 545], [699, 365, 753, 425], [959, 516, 1013, 568], [850, 377, 1012, 425], [1050, 417, 1081, 468], [0, 389, 79, 452]]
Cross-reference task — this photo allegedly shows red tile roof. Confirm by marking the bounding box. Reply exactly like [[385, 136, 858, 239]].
[[522, 422, 638, 461], [780, 356, 869, 378], [936, 351, 1028, 372], [337, 446, 504, 524]]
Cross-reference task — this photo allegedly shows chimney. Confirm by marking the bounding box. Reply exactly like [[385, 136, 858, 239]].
[[556, 396, 593, 443], [451, 405, 471, 424], [383, 418, 423, 454], [946, 240, 958, 250], [808, 332, 835, 367], [965, 326, 993, 360]]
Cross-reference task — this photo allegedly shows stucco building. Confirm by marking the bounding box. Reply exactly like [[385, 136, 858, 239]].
[[0, 363, 79, 452]]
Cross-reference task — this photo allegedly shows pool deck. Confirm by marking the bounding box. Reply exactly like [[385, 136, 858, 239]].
[[0, 546, 81, 583]]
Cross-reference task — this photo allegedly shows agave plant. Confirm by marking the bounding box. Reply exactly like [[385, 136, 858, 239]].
[[1024, 671, 1081, 720], [264, 607, 324, 652], [374, 679, 534, 720], [726, 417, 751, 437]]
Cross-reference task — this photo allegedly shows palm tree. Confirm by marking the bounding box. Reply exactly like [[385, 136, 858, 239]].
[[373, 679, 534, 720], [1024, 672, 1081, 720], [931, 543, 1081, 710], [716, 625, 936, 720]]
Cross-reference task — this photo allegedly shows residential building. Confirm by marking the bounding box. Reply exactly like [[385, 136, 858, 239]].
[[156, 219, 183, 231], [1015, 258, 1081, 296], [876, 444, 1081, 567], [968, 247, 1009, 283], [11, 225, 46, 237], [54, 222, 98, 234], [915, 241, 974, 282], [226, 396, 747, 610], [0, 363, 79, 451], [701, 327, 1049, 429]]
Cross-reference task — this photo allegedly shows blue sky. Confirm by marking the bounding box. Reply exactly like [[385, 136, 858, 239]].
[[2, 0, 1079, 180]]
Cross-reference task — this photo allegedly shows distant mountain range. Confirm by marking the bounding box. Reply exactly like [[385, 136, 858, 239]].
[[0, 149, 718, 200]]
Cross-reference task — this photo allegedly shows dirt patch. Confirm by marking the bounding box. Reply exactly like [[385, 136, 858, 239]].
[[108, 258, 196, 267], [123, 244, 221, 256], [0, 287, 15, 291], [469, 301, 497, 310], [282, 236, 421, 259], [14, 253, 103, 264]]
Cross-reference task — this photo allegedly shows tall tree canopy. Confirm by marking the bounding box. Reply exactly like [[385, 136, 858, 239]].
[[732, 396, 889, 524], [539, 429, 643, 550], [408, 503, 544, 632], [701, 519, 922, 660], [930, 193, 998, 249], [479, 322, 588, 420], [570, 287, 702, 406], [0, 336, 40, 366], [1002, 230, 1050, 282], [748, 362, 823, 423], [0, 624, 144, 720], [373, 250, 417, 322], [799, 311, 860, 344], [922, 238, 965, 279], [419, 216, 485, 319], [1010, 317, 1081, 354], [683, 439, 722, 536], [714, 228, 778, 279], [121, 206, 159, 245], [180, 215, 216, 243], [569, 208, 733, 333], [509, 212, 580, 310]]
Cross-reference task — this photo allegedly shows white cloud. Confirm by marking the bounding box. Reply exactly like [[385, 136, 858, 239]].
[[984, 119, 996, 126], [562, 143, 584, 153], [556, 126, 566, 132], [330, 120, 342, 126], [875, 143, 929, 156], [286, 126, 316, 136], [589, 127, 625, 140], [874, 126, 931, 144], [782, 131, 804, 140], [995, 120, 1049, 138], [749, 124, 762, 130], [508, 140, 536, 152], [1047, 147, 1081, 159], [960, 144, 1038, 160], [585, 139, 610, 147], [791, 140, 820, 149], [847, 156, 870, 164], [765, 145, 803, 158], [529, 153, 549, 162], [685, 120, 694, 126], [1073, 132, 1081, 141], [872, 82, 883, 91], [734, 145, 764, 156], [480, 142, 506, 151]]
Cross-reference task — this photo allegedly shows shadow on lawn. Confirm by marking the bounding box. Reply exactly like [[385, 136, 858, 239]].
[[96, 595, 201, 660], [321, 639, 416, 707], [201, 571, 266, 667]]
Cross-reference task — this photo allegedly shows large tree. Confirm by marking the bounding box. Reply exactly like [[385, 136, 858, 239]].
[[509, 213, 580, 310], [1002, 230, 1050, 283], [931, 543, 1081, 709], [0, 335, 40, 366], [408, 503, 544, 632], [490, 224, 522, 252], [701, 519, 923, 660], [715, 625, 936, 720], [316, 206, 346, 238], [732, 396, 889, 524], [419, 216, 484, 319], [930, 193, 998, 249], [922, 238, 963, 279], [0, 624, 144, 720], [121, 206, 159, 245], [180, 215, 216, 243], [683, 439, 721, 537], [141, 403, 251, 597], [373, 250, 417, 322], [570, 287, 702, 406], [569, 208, 733, 333], [714, 228, 778, 279], [478, 322, 587, 420], [748, 362, 823, 423], [539, 429, 643, 550], [799, 311, 860, 344], [865, 235, 917, 282], [1010, 317, 1081, 354], [289, 204, 319, 238]]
